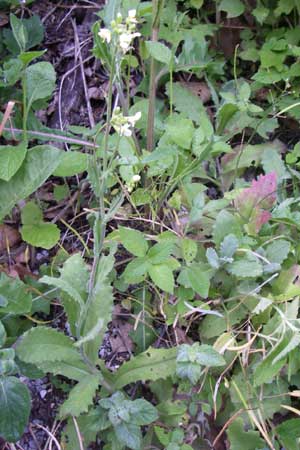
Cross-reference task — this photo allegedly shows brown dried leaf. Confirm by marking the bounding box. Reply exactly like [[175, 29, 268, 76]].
[[0, 224, 21, 252]]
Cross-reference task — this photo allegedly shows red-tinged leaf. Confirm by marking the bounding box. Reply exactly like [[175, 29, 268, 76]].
[[235, 172, 277, 233]]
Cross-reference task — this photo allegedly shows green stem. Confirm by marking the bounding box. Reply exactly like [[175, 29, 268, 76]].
[[146, 0, 162, 153], [22, 73, 27, 140]]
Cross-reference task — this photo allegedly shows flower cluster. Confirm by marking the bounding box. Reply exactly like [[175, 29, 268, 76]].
[[127, 174, 141, 193], [98, 9, 140, 54], [111, 107, 141, 137]]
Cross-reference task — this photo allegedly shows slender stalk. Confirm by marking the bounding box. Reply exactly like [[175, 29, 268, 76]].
[[146, 0, 162, 153]]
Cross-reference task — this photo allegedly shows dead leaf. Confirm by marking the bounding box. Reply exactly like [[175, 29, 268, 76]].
[[0, 224, 21, 252]]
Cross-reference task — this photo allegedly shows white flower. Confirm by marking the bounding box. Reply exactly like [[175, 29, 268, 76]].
[[132, 174, 141, 182], [119, 123, 132, 137], [119, 32, 133, 52], [127, 111, 142, 126], [98, 28, 111, 43], [128, 9, 136, 18]]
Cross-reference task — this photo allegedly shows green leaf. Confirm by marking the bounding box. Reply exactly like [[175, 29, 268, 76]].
[[0, 273, 32, 315], [216, 103, 239, 134], [206, 247, 220, 269], [227, 256, 263, 278], [0, 376, 31, 443], [166, 115, 194, 149], [25, 62, 56, 107], [262, 148, 289, 179], [186, 264, 210, 298], [82, 252, 115, 363], [41, 253, 89, 334], [112, 347, 177, 389], [16, 327, 81, 365], [213, 210, 242, 246], [0, 141, 27, 181], [145, 41, 172, 65], [129, 399, 158, 425], [119, 226, 148, 257], [59, 374, 100, 418], [220, 234, 239, 259], [265, 239, 290, 264], [165, 82, 210, 126], [227, 418, 265, 450], [182, 238, 197, 264], [147, 241, 174, 264], [276, 419, 300, 450], [219, 0, 245, 18], [191, 0, 204, 8], [253, 4, 269, 24], [21, 202, 60, 249], [19, 50, 46, 65], [0, 145, 62, 221], [53, 152, 88, 177], [0, 321, 6, 346], [10, 14, 27, 52], [115, 422, 142, 450], [37, 360, 91, 382], [254, 336, 289, 386], [176, 343, 225, 384], [123, 257, 149, 284], [148, 264, 174, 294], [21, 222, 60, 250]]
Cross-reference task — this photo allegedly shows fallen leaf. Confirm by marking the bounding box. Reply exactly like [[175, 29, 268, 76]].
[[0, 224, 21, 252]]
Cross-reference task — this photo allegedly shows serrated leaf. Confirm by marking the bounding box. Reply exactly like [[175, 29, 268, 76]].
[[38, 360, 91, 382], [253, 297, 273, 314], [181, 238, 197, 264], [176, 343, 225, 384], [41, 254, 88, 334], [148, 264, 174, 294], [16, 327, 81, 365], [53, 152, 88, 177], [254, 336, 289, 386], [0, 141, 27, 181], [276, 419, 300, 450], [41, 276, 85, 310], [186, 264, 210, 298], [123, 257, 149, 284], [0, 273, 32, 314], [265, 239, 290, 264], [273, 333, 300, 364], [0, 145, 62, 221], [206, 247, 220, 269], [128, 399, 158, 425], [227, 257, 263, 278], [220, 234, 239, 259], [213, 210, 242, 246], [112, 347, 177, 389], [82, 281, 114, 364], [146, 41, 172, 65], [25, 62, 56, 107], [0, 376, 31, 443], [262, 148, 289, 180], [227, 418, 265, 450], [115, 422, 142, 450], [147, 241, 174, 264], [59, 374, 100, 418], [119, 226, 148, 257]]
